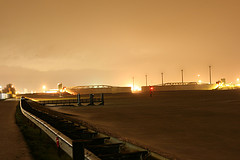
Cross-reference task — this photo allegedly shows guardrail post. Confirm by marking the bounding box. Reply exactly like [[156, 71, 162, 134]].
[[72, 140, 84, 160], [99, 93, 104, 105], [77, 94, 81, 106], [89, 94, 94, 105]]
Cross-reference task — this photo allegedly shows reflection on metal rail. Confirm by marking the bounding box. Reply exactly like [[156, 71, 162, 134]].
[[19, 97, 100, 160]]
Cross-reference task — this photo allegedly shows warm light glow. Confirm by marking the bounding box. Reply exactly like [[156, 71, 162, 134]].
[[42, 85, 46, 90], [45, 90, 58, 93], [128, 84, 142, 92], [197, 74, 200, 77], [237, 78, 239, 82], [198, 80, 202, 84]]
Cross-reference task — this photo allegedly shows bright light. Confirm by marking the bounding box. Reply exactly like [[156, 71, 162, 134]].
[[128, 84, 142, 92], [45, 90, 58, 93], [42, 85, 46, 90], [198, 80, 202, 84], [237, 78, 239, 82], [197, 74, 200, 77]]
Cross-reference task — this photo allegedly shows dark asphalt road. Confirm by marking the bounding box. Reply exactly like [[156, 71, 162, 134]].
[[0, 99, 32, 160]]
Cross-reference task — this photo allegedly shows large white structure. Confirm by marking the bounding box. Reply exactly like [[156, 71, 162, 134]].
[[142, 82, 218, 92], [66, 85, 131, 95]]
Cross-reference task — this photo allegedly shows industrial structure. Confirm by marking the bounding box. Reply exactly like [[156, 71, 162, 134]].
[[66, 85, 131, 95], [142, 82, 218, 92]]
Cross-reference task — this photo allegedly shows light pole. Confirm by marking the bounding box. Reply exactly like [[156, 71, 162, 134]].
[[145, 74, 148, 86], [132, 76, 134, 91], [181, 70, 184, 84], [161, 72, 164, 86], [209, 66, 212, 84]]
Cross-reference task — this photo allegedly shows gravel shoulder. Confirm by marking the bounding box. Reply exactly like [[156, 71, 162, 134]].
[[0, 100, 32, 160]]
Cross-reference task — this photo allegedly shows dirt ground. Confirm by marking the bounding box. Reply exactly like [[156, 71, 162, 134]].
[[0, 99, 32, 160], [31, 90, 240, 160]]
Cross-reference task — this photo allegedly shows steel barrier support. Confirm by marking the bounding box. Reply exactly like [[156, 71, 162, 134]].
[[99, 93, 104, 105], [77, 94, 81, 106], [89, 94, 94, 105]]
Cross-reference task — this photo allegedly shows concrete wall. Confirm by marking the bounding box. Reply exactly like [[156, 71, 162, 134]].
[[142, 84, 218, 92]]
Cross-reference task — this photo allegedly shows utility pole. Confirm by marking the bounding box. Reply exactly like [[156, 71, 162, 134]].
[[132, 76, 134, 91], [181, 69, 184, 84], [145, 74, 148, 86], [161, 72, 164, 86], [209, 66, 212, 84]]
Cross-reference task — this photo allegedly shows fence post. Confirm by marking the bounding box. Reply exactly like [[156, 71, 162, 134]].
[[72, 140, 84, 160], [99, 93, 104, 105], [89, 94, 94, 105], [77, 94, 81, 106]]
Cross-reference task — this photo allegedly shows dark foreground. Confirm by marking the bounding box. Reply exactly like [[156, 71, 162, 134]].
[[29, 90, 240, 160], [0, 99, 32, 160]]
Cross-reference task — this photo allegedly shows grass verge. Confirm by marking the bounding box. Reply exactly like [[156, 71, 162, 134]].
[[15, 103, 72, 160]]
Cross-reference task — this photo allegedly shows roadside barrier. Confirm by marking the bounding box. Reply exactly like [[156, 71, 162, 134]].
[[19, 97, 100, 160], [33, 93, 104, 106], [20, 97, 170, 160]]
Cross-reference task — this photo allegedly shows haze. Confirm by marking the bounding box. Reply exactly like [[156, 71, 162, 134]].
[[1, 0, 240, 91]]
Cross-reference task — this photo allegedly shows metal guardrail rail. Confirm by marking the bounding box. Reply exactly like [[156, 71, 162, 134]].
[[19, 97, 100, 160], [28, 93, 104, 106]]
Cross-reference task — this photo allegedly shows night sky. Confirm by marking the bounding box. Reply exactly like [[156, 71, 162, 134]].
[[1, 0, 240, 92]]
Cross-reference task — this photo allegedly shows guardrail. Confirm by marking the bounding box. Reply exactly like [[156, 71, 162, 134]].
[[19, 97, 100, 160], [32, 93, 104, 106]]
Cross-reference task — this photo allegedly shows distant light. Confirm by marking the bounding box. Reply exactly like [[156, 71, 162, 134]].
[[198, 80, 202, 84], [150, 87, 154, 90], [42, 85, 46, 90], [127, 84, 141, 92], [237, 78, 239, 82], [197, 74, 200, 77]]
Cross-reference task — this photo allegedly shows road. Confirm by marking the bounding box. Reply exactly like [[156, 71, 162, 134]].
[[0, 99, 32, 160], [45, 90, 240, 160]]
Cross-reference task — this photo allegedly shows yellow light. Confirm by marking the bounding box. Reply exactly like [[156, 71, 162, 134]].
[[127, 84, 142, 92], [42, 85, 46, 90], [198, 80, 202, 84], [237, 78, 239, 82]]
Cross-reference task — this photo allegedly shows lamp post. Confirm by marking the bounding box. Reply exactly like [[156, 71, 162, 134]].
[[145, 74, 148, 86], [209, 66, 212, 84], [181, 70, 184, 84], [161, 72, 164, 86]]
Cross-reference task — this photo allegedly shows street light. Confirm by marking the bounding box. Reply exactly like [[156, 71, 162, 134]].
[[42, 85, 46, 92]]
